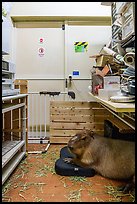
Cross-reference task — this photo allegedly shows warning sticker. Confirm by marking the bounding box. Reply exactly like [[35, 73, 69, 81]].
[[74, 42, 88, 52]]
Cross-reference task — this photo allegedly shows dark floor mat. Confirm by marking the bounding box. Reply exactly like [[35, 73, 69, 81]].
[[55, 146, 95, 177], [55, 158, 95, 177], [60, 146, 74, 158]]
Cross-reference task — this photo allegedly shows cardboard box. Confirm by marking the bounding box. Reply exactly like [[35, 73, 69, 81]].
[[96, 54, 113, 67], [103, 76, 120, 90]]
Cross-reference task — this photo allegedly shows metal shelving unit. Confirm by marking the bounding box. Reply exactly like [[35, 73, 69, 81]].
[[111, 2, 135, 52], [2, 94, 27, 185]]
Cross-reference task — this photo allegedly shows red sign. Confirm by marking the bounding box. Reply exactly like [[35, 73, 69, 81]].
[[39, 38, 44, 43]]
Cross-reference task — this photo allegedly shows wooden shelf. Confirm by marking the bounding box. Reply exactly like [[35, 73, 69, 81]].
[[2, 94, 27, 185], [2, 94, 28, 102], [89, 93, 135, 113], [2, 102, 25, 113], [2, 140, 25, 168], [2, 151, 26, 185], [106, 117, 134, 134]]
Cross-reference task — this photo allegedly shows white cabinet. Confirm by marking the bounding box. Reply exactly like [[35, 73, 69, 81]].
[[2, 94, 27, 185]]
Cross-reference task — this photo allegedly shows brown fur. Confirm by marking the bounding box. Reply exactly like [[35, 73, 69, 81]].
[[65, 129, 135, 192]]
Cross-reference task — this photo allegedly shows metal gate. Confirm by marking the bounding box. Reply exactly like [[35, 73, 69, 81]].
[[28, 91, 75, 144], [28, 92, 47, 144]]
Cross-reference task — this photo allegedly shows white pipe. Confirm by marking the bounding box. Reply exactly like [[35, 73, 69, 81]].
[[103, 46, 125, 64], [103, 46, 116, 56]]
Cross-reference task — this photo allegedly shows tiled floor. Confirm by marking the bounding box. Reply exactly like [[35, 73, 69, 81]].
[[2, 144, 135, 202]]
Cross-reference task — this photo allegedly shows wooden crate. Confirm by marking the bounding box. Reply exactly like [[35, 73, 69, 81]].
[[50, 101, 111, 144], [14, 79, 28, 94], [50, 101, 134, 144]]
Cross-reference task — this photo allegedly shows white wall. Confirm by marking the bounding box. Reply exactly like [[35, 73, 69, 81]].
[[7, 2, 112, 127], [66, 25, 111, 102], [11, 2, 111, 16], [15, 28, 65, 79], [66, 25, 112, 78]]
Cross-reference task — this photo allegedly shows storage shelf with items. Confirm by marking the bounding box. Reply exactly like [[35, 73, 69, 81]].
[[2, 94, 28, 185], [111, 2, 122, 52], [120, 2, 135, 41], [89, 2, 135, 135], [111, 2, 135, 53]]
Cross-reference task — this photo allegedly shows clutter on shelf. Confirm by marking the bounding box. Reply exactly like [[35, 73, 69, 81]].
[[89, 34, 135, 100]]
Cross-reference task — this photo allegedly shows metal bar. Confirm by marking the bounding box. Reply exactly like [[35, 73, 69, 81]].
[[39, 95, 41, 140], [36, 94, 38, 134], [28, 94, 30, 133], [21, 97, 26, 153], [13, 78, 92, 80], [44, 95, 46, 138], [32, 94, 34, 134], [28, 141, 50, 154]]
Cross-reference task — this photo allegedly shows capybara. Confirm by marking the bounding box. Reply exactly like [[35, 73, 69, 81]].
[[64, 129, 135, 192]]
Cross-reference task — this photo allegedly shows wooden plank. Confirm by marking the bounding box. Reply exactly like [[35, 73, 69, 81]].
[[50, 115, 94, 123], [3, 128, 23, 132], [50, 101, 101, 108], [50, 129, 104, 137], [12, 100, 20, 138], [2, 141, 25, 168], [3, 112, 11, 141], [50, 108, 107, 115], [94, 115, 111, 122], [14, 79, 28, 86], [90, 94, 135, 113], [14, 80, 28, 151], [50, 122, 104, 130], [93, 108, 110, 115], [50, 129, 80, 137], [107, 117, 134, 133], [52, 130, 103, 137], [2, 141, 20, 156], [2, 152, 26, 185], [50, 136, 71, 144]]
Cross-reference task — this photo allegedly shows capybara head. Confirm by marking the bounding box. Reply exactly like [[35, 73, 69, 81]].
[[68, 129, 94, 156]]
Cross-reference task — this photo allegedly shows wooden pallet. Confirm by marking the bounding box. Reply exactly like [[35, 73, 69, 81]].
[[50, 101, 134, 144], [50, 101, 111, 144]]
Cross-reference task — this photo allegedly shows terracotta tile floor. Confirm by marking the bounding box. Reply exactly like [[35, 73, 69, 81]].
[[2, 144, 135, 202]]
